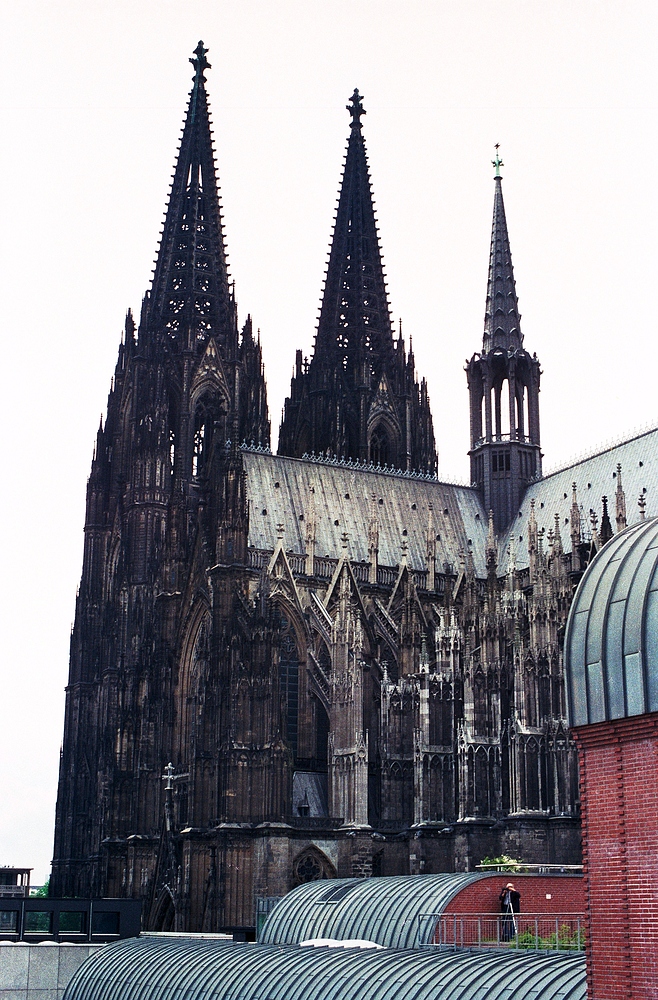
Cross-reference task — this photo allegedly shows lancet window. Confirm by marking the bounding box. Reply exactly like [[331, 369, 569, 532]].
[[276, 609, 300, 760]]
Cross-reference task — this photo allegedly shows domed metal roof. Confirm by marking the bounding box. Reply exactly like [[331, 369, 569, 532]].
[[258, 873, 489, 948], [63, 935, 586, 1000], [565, 517, 658, 727]]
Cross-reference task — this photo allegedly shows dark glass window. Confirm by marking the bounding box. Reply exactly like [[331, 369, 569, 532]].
[[92, 911, 120, 935], [0, 911, 17, 932], [24, 911, 52, 933], [59, 911, 86, 934]]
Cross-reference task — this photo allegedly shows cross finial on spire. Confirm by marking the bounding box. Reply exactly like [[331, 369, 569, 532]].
[[492, 144, 503, 178], [190, 40, 211, 83], [347, 89, 366, 128]]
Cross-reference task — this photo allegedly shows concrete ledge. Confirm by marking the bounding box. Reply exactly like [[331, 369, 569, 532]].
[[0, 942, 104, 1000]]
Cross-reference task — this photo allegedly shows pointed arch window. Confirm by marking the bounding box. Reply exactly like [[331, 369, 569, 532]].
[[275, 608, 300, 760], [192, 393, 223, 477], [369, 425, 391, 467]]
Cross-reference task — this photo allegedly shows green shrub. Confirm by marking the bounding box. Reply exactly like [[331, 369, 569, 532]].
[[479, 855, 525, 872]]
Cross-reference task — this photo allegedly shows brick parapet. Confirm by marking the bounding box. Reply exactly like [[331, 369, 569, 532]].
[[443, 873, 584, 917]]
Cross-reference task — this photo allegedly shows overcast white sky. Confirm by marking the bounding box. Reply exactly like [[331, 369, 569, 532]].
[[1, 1, 657, 883]]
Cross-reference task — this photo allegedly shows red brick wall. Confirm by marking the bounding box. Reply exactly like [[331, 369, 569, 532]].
[[575, 711, 658, 1000], [443, 874, 584, 917]]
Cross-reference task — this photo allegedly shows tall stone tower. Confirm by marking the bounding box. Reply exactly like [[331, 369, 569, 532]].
[[466, 153, 542, 531], [51, 43, 276, 916], [278, 90, 437, 474]]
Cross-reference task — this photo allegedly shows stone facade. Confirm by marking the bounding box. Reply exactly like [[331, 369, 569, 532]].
[[52, 44, 656, 933]]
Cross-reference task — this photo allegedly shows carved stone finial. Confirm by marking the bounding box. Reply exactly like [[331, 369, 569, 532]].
[[347, 88, 366, 128], [162, 761, 175, 791], [276, 523, 284, 539], [492, 143, 504, 178], [639, 494, 647, 520], [600, 496, 613, 545], [190, 40, 211, 83]]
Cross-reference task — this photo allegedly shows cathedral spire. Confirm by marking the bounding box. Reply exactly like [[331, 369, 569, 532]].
[[466, 151, 542, 531], [145, 42, 235, 355], [483, 150, 522, 354], [314, 88, 393, 376], [278, 90, 436, 474]]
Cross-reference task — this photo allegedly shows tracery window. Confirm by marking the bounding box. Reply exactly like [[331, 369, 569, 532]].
[[192, 394, 222, 477], [292, 847, 335, 886], [369, 425, 390, 466]]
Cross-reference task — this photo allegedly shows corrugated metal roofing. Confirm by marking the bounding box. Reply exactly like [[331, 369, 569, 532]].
[[242, 451, 489, 576], [63, 935, 586, 1000], [565, 515, 658, 726], [500, 428, 658, 570], [259, 873, 490, 948]]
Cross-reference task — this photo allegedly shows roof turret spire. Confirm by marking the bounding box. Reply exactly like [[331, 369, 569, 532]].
[[483, 147, 522, 354], [144, 42, 235, 355]]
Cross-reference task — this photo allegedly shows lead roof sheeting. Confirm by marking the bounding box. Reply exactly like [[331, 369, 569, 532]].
[[63, 936, 586, 1000], [259, 873, 489, 948], [501, 428, 658, 570], [242, 452, 489, 576], [564, 515, 658, 726]]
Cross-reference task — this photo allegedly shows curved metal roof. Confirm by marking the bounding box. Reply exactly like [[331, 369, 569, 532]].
[[259, 873, 490, 948], [64, 936, 585, 1000], [565, 516, 658, 727]]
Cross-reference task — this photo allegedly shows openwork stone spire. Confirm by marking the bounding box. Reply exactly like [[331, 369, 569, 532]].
[[145, 41, 235, 355], [483, 151, 523, 354], [314, 88, 394, 378], [279, 90, 436, 474]]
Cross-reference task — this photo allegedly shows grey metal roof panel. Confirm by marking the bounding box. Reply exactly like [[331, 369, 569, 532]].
[[242, 451, 489, 576], [258, 873, 490, 948], [63, 936, 586, 1000], [564, 515, 658, 726], [502, 427, 658, 570]]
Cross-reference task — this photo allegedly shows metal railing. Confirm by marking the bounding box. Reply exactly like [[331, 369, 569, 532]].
[[421, 912, 585, 953], [475, 863, 583, 874], [0, 885, 29, 898]]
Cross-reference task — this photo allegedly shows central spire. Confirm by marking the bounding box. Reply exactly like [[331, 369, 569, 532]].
[[313, 88, 394, 379], [145, 41, 235, 356], [278, 90, 436, 474], [483, 152, 522, 354]]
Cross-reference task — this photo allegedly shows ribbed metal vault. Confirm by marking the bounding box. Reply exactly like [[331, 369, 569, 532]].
[[259, 873, 489, 948], [64, 936, 585, 1000], [565, 516, 658, 726]]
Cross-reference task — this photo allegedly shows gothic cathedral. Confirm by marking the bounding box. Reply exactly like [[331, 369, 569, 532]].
[[52, 44, 654, 933]]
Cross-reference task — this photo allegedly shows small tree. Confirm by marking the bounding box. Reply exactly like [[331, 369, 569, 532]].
[[31, 878, 50, 898]]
